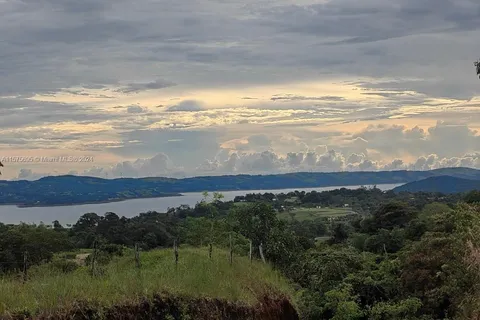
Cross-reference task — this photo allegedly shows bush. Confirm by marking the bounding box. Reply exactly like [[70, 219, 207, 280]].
[[50, 259, 79, 273]]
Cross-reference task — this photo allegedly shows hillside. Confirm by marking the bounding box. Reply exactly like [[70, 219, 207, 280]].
[[393, 175, 480, 193], [0, 247, 297, 319], [0, 167, 479, 207]]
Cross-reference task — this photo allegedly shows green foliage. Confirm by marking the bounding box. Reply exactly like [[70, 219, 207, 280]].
[[229, 202, 303, 273], [1, 187, 479, 319], [369, 298, 422, 320], [371, 202, 414, 231], [294, 247, 364, 293], [229, 202, 277, 248], [399, 203, 480, 318], [323, 285, 364, 320], [328, 223, 351, 244], [364, 228, 405, 254], [0, 223, 73, 273], [465, 190, 480, 204], [265, 221, 303, 271], [349, 233, 369, 251], [85, 243, 124, 267], [49, 258, 79, 274], [71, 211, 177, 250]]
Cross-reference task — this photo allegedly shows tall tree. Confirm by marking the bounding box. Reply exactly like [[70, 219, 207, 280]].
[[475, 60, 480, 78]]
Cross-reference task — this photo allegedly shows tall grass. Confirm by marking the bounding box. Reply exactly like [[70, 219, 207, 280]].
[[0, 247, 294, 316]]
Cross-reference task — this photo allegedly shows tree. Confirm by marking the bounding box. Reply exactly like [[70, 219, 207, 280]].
[[371, 202, 413, 232], [0, 160, 3, 175], [230, 202, 277, 249], [52, 220, 64, 232], [328, 223, 350, 244], [0, 224, 72, 273], [475, 60, 480, 79], [465, 190, 480, 204]]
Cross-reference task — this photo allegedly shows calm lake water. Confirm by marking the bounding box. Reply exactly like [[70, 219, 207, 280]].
[[0, 184, 400, 225]]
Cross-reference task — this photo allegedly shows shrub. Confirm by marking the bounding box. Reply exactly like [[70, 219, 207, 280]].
[[50, 259, 79, 273]]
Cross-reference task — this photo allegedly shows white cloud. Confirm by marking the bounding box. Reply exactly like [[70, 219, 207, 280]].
[[126, 105, 147, 113], [15, 149, 480, 180], [166, 100, 205, 112]]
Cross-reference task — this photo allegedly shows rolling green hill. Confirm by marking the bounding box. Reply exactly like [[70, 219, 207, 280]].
[[0, 247, 297, 319], [393, 175, 480, 194]]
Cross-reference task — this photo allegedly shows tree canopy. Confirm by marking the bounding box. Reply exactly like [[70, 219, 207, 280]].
[[476, 60, 480, 78]]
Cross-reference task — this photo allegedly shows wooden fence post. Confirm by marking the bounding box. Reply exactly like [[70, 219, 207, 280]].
[[134, 243, 141, 269], [91, 239, 97, 277], [209, 243, 213, 260], [174, 240, 179, 269], [23, 251, 28, 282], [229, 233, 233, 265], [249, 240, 252, 263], [259, 242, 266, 264]]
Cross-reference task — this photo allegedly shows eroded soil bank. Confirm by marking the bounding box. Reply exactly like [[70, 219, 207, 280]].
[[8, 294, 299, 320]]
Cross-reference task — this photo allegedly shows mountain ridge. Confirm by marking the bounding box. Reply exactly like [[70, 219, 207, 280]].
[[0, 167, 479, 206], [393, 175, 480, 194]]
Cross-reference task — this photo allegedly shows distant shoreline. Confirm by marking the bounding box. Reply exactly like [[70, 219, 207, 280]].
[[1, 193, 183, 208], [0, 183, 403, 208]]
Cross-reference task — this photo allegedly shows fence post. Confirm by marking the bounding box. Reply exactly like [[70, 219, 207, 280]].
[[229, 233, 233, 265], [209, 243, 213, 260], [134, 243, 141, 269], [23, 251, 28, 282], [249, 240, 252, 263], [174, 240, 179, 269], [259, 242, 266, 264], [91, 240, 97, 277]]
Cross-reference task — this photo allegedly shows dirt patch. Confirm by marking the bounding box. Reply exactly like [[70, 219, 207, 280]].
[[8, 294, 298, 320], [74, 253, 90, 266]]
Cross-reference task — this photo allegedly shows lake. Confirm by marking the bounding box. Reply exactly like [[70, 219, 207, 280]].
[[0, 183, 400, 225]]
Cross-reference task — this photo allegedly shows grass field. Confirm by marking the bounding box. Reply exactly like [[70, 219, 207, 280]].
[[277, 207, 354, 221], [0, 247, 294, 316]]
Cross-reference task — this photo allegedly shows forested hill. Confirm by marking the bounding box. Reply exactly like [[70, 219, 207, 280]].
[[393, 175, 480, 193], [0, 167, 479, 206]]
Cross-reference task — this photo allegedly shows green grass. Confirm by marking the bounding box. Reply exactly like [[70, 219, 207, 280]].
[[278, 207, 354, 221], [0, 247, 294, 316]]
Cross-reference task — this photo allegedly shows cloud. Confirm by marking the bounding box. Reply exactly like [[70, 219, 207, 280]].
[[1, 0, 480, 180], [270, 94, 346, 102], [113, 128, 222, 169], [115, 79, 175, 94], [1, 0, 478, 100], [166, 100, 205, 112], [126, 105, 147, 113], [352, 121, 480, 158], [17, 149, 480, 180], [262, 0, 480, 42]]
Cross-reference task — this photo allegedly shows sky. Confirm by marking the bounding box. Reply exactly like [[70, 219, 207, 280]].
[[0, 0, 480, 180]]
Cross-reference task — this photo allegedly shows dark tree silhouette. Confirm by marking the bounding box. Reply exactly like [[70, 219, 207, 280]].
[[476, 60, 480, 79], [0, 160, 3, 175]]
